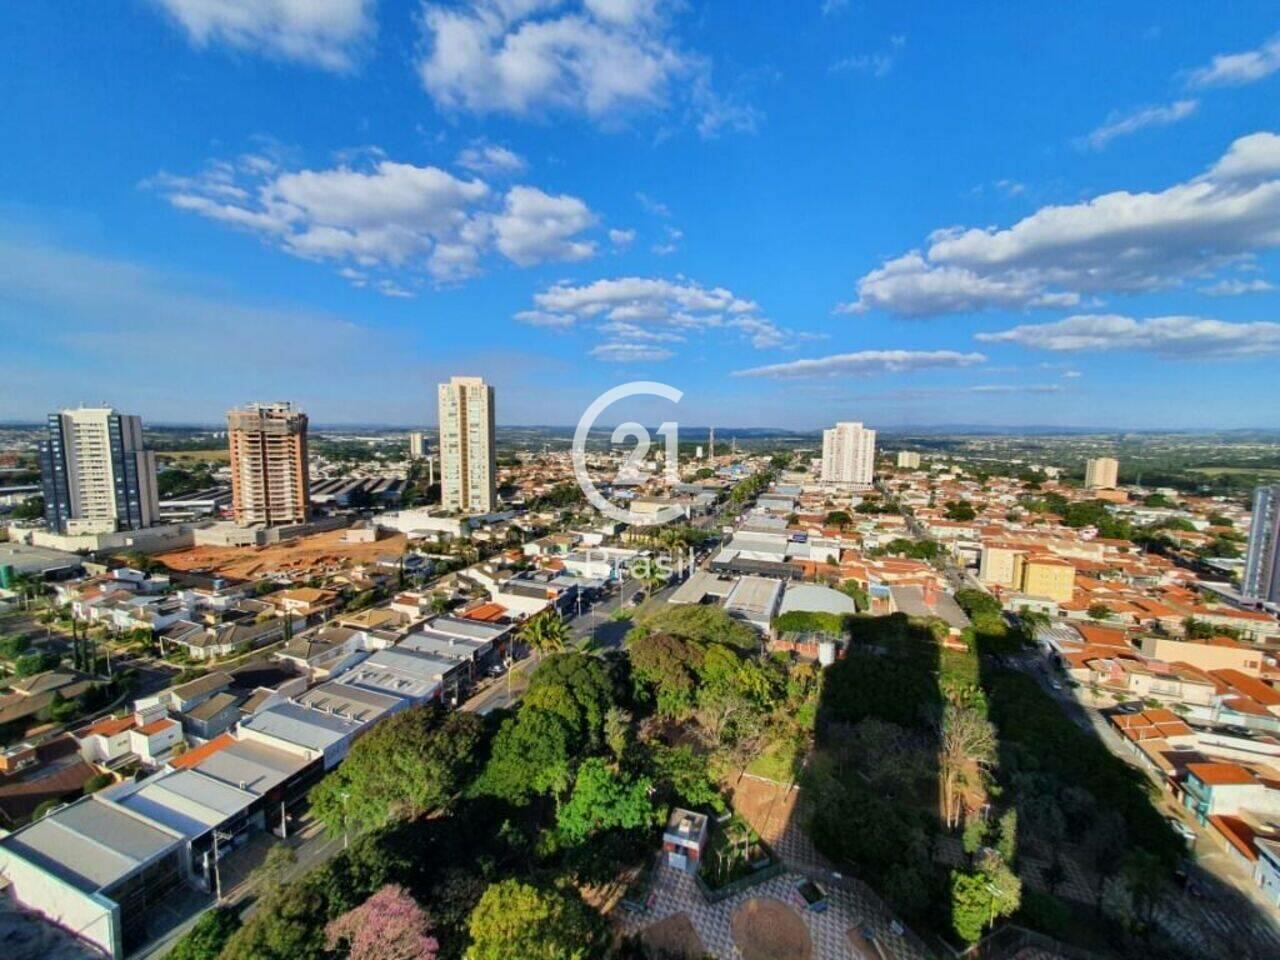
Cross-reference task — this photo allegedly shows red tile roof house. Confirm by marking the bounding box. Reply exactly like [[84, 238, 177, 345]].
[[1181, 762, 1280, 826]]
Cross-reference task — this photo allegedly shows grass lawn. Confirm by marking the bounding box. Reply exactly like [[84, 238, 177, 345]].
[[745, 736, 803, 783]]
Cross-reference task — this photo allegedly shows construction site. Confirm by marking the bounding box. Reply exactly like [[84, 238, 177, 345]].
[[153, 527, 409, 581]]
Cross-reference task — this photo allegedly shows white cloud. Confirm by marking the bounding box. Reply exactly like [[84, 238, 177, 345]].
[[1076, 99, 1198, 151], [1188, 34, 1280, 88], [455, 143, 526, 175], [609, 228, 636, 249], [837, 253, 1080, 317], [517, 275, 812, 359], [590, 341, 675, 362], [651, 225, 682, 255], [976, 313, 1280, 358], [1062, 370, 1082, 379], [417, 0, 754, 136], [151, 150, 601, 287], [830, 35, 906, 78], [149, 0, 374, 71], [843, 131, 1280, 316], [493, 186, 597, 266], [1199, 277, 1275, 296], [732, 349, 986, 379], [636, 192, 671, 217]]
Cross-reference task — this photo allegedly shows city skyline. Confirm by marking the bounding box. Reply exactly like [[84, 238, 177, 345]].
[[3, 4, 1280, 430]]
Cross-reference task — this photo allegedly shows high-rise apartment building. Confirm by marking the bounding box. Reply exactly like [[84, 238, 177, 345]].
[[438, 377, 495, 514], [1084, 457, 1119, 490], [1244, 485, 1280, 604], [227, 403, 310, 527], [407, 431, 427, 460], [821, 421, 876, 485], [896, 451, 922, 470], [38, 407, 159, 535]]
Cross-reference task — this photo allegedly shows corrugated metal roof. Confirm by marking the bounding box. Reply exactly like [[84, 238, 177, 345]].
[[0, 796, 181, 893]]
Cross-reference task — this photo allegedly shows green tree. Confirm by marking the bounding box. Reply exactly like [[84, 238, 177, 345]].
[[1088, 602, 1113, 621], [465, 879, 602, 960], [556, 758, 659, 843], [166, 906, 242, 960], [521, 612, 570, 661], [476, 709, 573, 803], [945, 500, 977, 522], [523, 652, 616, 750], [310, 708, 484, 836], [824, 510, 852, 530]]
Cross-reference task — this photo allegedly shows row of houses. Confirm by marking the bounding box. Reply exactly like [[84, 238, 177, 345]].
[[0, 608, 514, 959]]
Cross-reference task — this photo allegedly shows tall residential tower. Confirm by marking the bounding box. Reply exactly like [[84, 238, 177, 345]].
[[821, 421, 876, 485], [38, 407, 159, 534], [438, 377, 495, 514], [1244, 485, 1280, 604], [1085, 457, 1119, 490], [227, 402, 310, 527]]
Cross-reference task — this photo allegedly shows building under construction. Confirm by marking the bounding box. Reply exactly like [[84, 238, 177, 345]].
[[227, 402, 311, 527]]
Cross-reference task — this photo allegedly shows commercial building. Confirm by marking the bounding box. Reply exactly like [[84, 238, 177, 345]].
[[1085, 457, 1119, 490], [227, 403, 310, 527], [896, 451, 922, 470], [438, 377, 496, 514], [821, 421, 876, 485], [38, 408, 159, 535], [1243, 485, 1280, 604], [407, 431, 427, 460], [0, 794, 186, 958]]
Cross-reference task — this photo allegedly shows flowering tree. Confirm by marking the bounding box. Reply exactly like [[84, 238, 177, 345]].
[[325, 884, 438, 960]]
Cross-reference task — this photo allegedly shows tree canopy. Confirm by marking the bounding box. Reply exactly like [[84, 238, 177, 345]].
[[465, 880, 602, 960], [310, 708, 485, 836]]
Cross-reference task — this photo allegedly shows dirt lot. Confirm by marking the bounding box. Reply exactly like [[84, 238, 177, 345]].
[[155, 528, 408, 580], [730, 897, 812, 960], [639, 912, 705, 958]]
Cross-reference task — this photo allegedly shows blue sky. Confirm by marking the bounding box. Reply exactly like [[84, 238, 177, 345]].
[[2, 1, 1279, 429]]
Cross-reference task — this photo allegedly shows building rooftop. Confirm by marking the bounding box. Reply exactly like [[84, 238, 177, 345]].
[[724, 575, 785, 625], [241, 702, 363, 753], [780, 583, 857, 617], [191, 736, 310, 794], [0, 795, 182, 894], [110, 769, 257, 839]]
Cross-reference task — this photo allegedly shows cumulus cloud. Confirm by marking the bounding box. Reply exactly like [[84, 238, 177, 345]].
[[732, 349, 986, 379], [590, 341, 675, 362], [149, 0, 374, 71], [517, 275, 811, 360], [493, 186, 597, 265], [1076, 99, 1198, 151], [149, 149, 601, 289], [976, 313, 1280, 358], [417, 0, 755, 136], [609, 228, 636, 249], [455, 143, 526, 175], [1188, 34, 1280, 88], [1199, 277, 1275, 296], [842, 131, 1280, 316]]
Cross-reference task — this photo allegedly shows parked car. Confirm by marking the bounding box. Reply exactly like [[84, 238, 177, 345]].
[[1168, 817, 1197, 848]]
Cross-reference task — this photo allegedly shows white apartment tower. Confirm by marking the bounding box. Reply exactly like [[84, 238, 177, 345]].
[[1085, 457, 1119, 490], [407, 431, 427, 460], [438, 377, 496, 514], [821, 422, 876, 485], [38, 407, 159, 535]]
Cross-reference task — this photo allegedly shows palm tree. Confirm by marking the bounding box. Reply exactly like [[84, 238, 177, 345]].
[[522, 612, 570, 661]]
